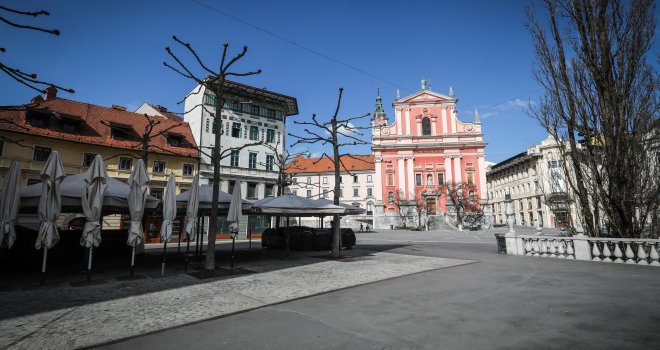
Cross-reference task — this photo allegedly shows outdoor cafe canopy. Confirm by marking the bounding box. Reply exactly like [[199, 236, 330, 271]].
[[251, 194, 345, 216], [175, 185, 252, 214]]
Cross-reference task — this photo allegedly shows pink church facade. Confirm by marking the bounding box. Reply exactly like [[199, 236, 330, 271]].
[[371, 81, 488, 229]]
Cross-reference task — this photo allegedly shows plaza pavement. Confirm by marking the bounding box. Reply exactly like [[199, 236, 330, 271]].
[[1, 227, 658, 349]]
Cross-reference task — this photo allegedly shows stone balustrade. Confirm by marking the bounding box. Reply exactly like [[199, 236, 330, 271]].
[[507, 234, 660, 266]]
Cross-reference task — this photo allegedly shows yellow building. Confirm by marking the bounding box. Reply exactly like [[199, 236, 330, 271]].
[[0, 89, 199, 236]]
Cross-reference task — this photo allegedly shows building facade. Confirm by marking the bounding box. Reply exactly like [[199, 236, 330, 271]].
[[486, 135, 579, 229], [0, 88, 199, 235], [371, 81, 488, 229], [183, 80, 298, 200], [286, 155, 375, 230]]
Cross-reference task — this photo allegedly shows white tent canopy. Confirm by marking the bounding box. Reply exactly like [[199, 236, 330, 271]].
[[251, 194, 345, 216], [20, 173, 159, 214], [175, 185, 252, 212], [313, 198, 366, 216]]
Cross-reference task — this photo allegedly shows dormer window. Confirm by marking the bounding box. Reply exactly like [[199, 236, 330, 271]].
[[26, 111, 49, 128], [168, 134, 183, 147], [109, 123, 136, 141]]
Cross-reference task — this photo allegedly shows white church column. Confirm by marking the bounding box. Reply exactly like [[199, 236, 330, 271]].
[[404, 108, 411, 135], [441, 108, 448, 134], [453, 157, 462, 183], [444, 157, 453, 183], [406, 158, 415, 200], [396, 108, 402, 135], [397, 157, 405, 196], [374, 157, 383, 202]]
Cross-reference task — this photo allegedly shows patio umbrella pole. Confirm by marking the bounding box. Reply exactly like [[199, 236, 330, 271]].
[[161, 241, 168, 276], [86, 247, 93, 282], [230, 235, 235, 269], [286, 216, 290, 259], [130, 246, 135, 277], [40, 247, 48, 285], [177, 225, 182, 253]]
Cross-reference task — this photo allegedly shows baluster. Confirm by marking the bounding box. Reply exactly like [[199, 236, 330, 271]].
[[602, 242, 612, 262], [540, 240, 548, 257], [591, 241, 602, 261], [533, 239, 540, 257], [524, 239, 533, 256], [557, 240, 566, 258], [650, 243, 660, 266], [548, 240, 557, 257], [566, 240, 575, 259], [636, 243, 648, 265], [613, 242, 624, 263], [625, 242, 636, 264]]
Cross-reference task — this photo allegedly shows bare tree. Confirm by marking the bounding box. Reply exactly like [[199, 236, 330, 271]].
[[288, 88, 370, 257], [445, 181, 482, 229], [390, 190, 414, 228], [412, 194, 427, 229], [1, 5, 73, 98], [164, 36, 261, 272], [527, 0, 659, 238]]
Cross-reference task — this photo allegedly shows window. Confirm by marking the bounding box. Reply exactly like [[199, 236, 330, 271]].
[[33, 146, 52, 161], [153, 161, 166, 174], [426, 174, 433, 186], [249, 152, 257, 169], [353, 175, 358, 183], [367, 188, 373, 197], [415, 173, 422, 186], [266, 108, 276, 119], [111, 126, 132, 141], [251, 105, 260, 115], [231, 123, 241, 138], [183, 164, 194, 176], [27, 112, 48, 128], [386, 174, 394, 186], [266, 155, 274, 171], [323, 189, 329, 198], [466, 171, 475, 185], [367, 175, 372, 182], [247, 182, 257, 199], [203, 94, 216, 105], [250, 126, 259, 140], [27, 178, 41, 186], [230, 150, 240, 167], [339, 176, 343, 183], [388, 191, 394, 203], [265, 184, 274, 197], [266, 129, 275, 143], [353, 188, 359, 197], [306, 190, 312, 198], [228, 180, 236, 194], [469, 190, 475, 200], [82, 153, 97, 167], [119, 157, 133, 171], [322, 177, 328, 184], [205, 119, 210, 133], [437, 173, 444, 185], [340, 188, 343, 197], [306, 177, 312, 184], [422, 117, 431, 135], [150, 187, 164, 200], [537, 196, 542, 209], [168, 135, 183, 147]]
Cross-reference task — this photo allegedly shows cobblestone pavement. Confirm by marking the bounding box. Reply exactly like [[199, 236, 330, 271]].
[[0, 250, 472, 350]]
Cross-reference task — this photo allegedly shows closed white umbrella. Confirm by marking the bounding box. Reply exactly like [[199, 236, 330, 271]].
[[35, 151, 65, 285], [80, 155, 108, 282], [0, 160, 21, 249], [227, 180, 242, 268], [127, 159, 149, 276], [183, 175, 199, 271], [160, 173, 177, 275]]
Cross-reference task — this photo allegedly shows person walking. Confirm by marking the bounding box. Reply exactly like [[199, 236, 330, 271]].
[[365, 224, 370, 232], [359, 223, 363, 232]]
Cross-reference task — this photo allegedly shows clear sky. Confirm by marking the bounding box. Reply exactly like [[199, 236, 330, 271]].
[[2, 0, 558, 163]]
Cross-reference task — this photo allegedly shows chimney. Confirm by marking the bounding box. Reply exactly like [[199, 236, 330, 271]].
[[44, 86, 57, 100], [112, 105, 127, 111]]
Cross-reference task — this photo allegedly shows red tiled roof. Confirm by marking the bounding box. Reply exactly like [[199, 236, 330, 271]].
[[286, 154, 374, 173], [0, 97, 198, 158], [144, 103, 183, 120]]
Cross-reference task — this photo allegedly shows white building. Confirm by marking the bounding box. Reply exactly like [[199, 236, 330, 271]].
[[486, 135, 578, 229], [286, 155, 376, 230], [183, 80, 298, 234]]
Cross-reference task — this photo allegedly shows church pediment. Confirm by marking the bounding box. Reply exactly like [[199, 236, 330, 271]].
[[396, 90, 456, 104]]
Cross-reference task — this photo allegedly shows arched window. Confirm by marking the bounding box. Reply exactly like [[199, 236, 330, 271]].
[[422, 117, 431, 135]]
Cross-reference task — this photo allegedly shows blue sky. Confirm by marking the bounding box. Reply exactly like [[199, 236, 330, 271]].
[[2, 0, 556, 163]]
